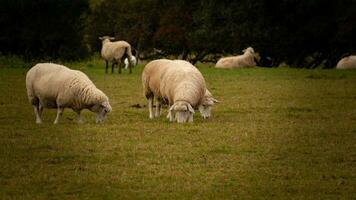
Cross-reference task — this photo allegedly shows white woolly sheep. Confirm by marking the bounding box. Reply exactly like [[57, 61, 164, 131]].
[[99, 36, 133, 74], [124, 55, 137, 69], [26, 63, 112, 124], [336, 55, 356, 69], [142, 59, 211, 123], [215, 47, 257, 69]]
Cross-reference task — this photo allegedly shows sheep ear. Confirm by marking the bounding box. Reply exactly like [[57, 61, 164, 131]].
[[169, 104, 174, 111], [109, 37, 115, 40], [101, 102, 112, 112], [212, 98, 219, 103], [98, 37, 103, 40], [187, 104, 195, 113]]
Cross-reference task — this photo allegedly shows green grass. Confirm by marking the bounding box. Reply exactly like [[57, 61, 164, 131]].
[[0, 60, 355, 199]]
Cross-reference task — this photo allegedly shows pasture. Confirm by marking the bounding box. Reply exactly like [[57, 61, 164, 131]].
[[0, 59, 355, 199]]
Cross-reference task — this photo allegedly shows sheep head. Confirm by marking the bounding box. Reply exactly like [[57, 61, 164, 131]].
[[99, 36, 115, 44], [169, 101, 195, 123], [199, 96, 219, 119], [90, 101, 112, 124], [242, 47, 255, 54]]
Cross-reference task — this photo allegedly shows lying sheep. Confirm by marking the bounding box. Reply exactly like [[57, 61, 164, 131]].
[[99, 36, 133, 74], [336, 55, 356, 69], [26, 63, 112, 124], [124, 55, 137, 69], [142, 59, 216, 123], [215, 47, 257, 69]]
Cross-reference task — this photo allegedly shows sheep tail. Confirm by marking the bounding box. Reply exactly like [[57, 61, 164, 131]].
[[142, 72, 152, 99], [125, 46, 133, 63]]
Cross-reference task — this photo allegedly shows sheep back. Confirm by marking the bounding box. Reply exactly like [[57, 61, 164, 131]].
[[160, 60, 206, 107], [142, 59, 171, 99], [336, 56, 356, 69], [101, 41, 132, 62]]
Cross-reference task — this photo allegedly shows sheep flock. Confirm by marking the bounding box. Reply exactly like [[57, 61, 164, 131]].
[[25, 35, 354, 124]]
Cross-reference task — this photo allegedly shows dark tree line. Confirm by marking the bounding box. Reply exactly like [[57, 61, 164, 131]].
[[0, 0, 89, 60], [0, 0, 355, 67]]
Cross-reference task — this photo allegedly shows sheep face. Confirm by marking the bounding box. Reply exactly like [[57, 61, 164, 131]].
[[99, 36, 115, 41], [199, 90, 219, 119], [90, 101, 112, 123], [243, 47, 255, 54], [98, 36, 115, 45], [169, 101, 195, 123], [199, 105, 211, 119], [199, 97, 219, 119]]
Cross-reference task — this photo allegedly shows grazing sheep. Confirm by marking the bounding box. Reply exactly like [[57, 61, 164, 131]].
[[336, 55, 356, 69], [99, 36, 133, 74], [215, 47, 257, 69], [26, 63, 112, 124], [142, 59, 208, 123], [124, 55, 137, 69]]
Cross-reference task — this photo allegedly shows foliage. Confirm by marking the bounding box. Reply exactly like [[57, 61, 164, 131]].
[[0, 0, 89, 60], [0, 0, 355, 67]]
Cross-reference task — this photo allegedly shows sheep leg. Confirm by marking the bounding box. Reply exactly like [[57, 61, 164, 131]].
[[105, 61, 109, 73], [111, 62, 115, 73], [188, 114, 194, 123], [155, 97, 161, 117], [148, 97, 154, 119], [33, 105, 42, 124], [166, 103, 171, 119], [76, 110, 84, 124], [168, 110, 175, 122], [128, 59, 132, 74], [167, 104, 175, 122], [53, 107, 64, 124], [38, 104, 43, 117], [118, 62, 122, 74]]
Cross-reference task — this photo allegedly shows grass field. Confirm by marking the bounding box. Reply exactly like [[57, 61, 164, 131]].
[[0, 59, 355, 199]]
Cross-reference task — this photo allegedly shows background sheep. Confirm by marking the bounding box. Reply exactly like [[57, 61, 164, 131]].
[[26, 63, 112, 124], [215, 47, 257, 69], [99, 36, 133, 74], [142, 59, 209, 123], [124, 55, 137, 69], [336, 55, 356, 69]]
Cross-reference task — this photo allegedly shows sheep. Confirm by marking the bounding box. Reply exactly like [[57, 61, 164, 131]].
[[26, 63, 112, 124], [336, 55, 356, 69], [124, 55, 137, 69], [215, 47, 257, 69], [99, 36, 133, 74], [142, 59, 211, 123]]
